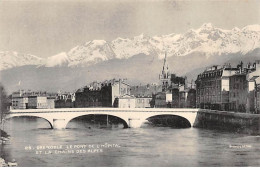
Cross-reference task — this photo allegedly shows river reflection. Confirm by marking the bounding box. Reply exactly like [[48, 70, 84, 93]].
[[2, 117, 260, 167]]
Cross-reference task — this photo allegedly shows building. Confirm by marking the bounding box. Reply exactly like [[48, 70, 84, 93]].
[[11, 90, 28, 109], [112, 79, 131, 106], [170, 85, 196, 108], [256, 83, 260, 114], [75, 79, 130, 108], [28, 96, 55, 109], [75, 87, 102, 108], [135, 96, 152, 108], [179, 89, 189, 108], [130, 84, 161, 97], [186, 89, 196, 108], [115, 94, 136, 108], [153, 92, 171, 108], [171, 88, 180, 108], [102, 79, 130, 107], [12, 97, 28, 109], [28, 96, 48, 109], [247, 61, 260, 113], [47, 97, 55, 109], [55, 92, 75, 108], [11, 90, 58, 109], [195, 64, 238, 110], [130, 84, 160, 108], [229, 61, 260, 113], [55, 99, 74, 108], [229, 73, 248, 112]]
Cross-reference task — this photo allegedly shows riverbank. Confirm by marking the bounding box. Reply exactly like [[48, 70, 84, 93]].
[[1, 129, 9, 138], [194, 109, 260, 135], [0, 129, 10, 167], [0, 129, 10, 144], [0, 157, 8, 167]]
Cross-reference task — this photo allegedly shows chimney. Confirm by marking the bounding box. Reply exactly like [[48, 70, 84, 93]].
[[255, 60, 260, 70]]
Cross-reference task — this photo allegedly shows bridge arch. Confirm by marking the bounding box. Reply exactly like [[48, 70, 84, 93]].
[[5, 115, 53, 129], [145, 114, 192, 128], [128, 111, 197, 128], [64, 113, 129, 129]]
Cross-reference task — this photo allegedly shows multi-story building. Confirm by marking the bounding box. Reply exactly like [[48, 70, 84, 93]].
[[179, 89, 189, 108], [256, 83, 260, 114], [186, 89, 196, 108], [109, 79, 130, 106], [11, 90, 28, 109], [11, 90, 57, 109], [47, 97, 55, 109], [55, 92, 75, 108], [75, 87, 102, 108], [229, 60, 260, 113], [75, 79, 130, 108], [135, 96, 152, 108], [130, 84, 161, 97], [115, 94, 136, 108], [229, 73, 248, 112], [171, 86, 196, 108], [28, 96, 48, 109], [12, 97, 28, 109], [195, 64, 238, 110], [130, 84, 160, 108], [153, 92, 171, 108]]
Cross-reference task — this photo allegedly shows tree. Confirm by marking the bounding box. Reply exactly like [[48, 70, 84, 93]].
[[0, 83, 8, 126]]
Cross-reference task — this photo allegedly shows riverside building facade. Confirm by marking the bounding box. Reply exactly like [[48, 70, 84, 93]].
[[196, 60, 260, 114], [195, 64, 238, 110], [11, 90, 57, 109], [229, 60, 260, 113]]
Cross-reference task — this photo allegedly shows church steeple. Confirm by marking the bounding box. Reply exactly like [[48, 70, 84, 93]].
[[162, 52, 168, 76], [159, 51, 171, 92]]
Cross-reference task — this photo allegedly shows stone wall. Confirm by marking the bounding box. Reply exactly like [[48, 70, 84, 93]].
[[194, 109, 260, 135]]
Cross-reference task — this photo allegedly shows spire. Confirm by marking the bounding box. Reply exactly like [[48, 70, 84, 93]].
[[159, 51, 171, 92], [163, 51, 167, 72]]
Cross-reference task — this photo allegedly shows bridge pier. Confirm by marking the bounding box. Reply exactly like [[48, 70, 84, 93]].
[[53, 119, 67, 129], [128, 118, 144, 128]]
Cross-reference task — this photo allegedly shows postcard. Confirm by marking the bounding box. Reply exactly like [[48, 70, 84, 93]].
[[1, 0, 260, 167]]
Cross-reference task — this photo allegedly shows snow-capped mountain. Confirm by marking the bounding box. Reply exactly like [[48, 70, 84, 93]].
[[67, 40, 116, 67], [45, 52, 69, 67], [1, 23, 260, 71], [58, 23, 260, 66], [0, 51, 44, 70]]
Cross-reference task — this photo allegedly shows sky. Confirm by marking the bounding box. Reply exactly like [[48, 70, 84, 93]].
[[0, 0, 260, 58]]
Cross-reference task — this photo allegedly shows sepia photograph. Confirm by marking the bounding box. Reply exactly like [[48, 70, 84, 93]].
[[0, 0, 260, 167]]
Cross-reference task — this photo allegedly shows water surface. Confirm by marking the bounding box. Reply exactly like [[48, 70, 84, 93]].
[[2, 117, 260, 167]]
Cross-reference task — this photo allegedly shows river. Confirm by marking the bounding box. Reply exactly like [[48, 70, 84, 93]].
[[2, 117, 260, 167]]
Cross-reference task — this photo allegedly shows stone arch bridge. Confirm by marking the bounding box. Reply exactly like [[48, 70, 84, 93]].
[[6, 108, 199, 129]]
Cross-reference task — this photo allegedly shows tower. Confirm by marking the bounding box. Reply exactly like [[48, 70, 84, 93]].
[[159, 52, 171, 92]]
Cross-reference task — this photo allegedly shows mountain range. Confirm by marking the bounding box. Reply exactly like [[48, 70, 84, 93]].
[[1, 23, 260, 93]]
